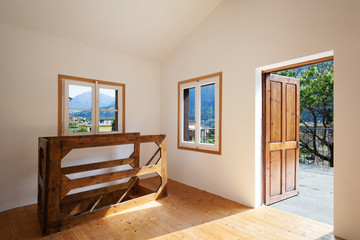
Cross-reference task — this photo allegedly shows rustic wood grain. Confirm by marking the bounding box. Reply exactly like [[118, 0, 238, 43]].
[[38, 133, 167, 235], [3, 178, 341, 240], [265, 74, 300, 205], [61, 158, 135, 174]]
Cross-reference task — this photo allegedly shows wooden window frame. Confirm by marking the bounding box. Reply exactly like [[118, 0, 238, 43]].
[[58, 75, 125, 136], [177, 72, 222, 155]]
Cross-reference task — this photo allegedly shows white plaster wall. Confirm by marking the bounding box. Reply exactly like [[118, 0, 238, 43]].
[[0, 23, 161, 212], [160, 0, 360, 239]]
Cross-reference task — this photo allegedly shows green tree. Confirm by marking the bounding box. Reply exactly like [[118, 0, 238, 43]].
[[69, 120, 75, 128], [111, 116, 117, 131], [76, 126, 89, 132], [276, 61, 334, 167]]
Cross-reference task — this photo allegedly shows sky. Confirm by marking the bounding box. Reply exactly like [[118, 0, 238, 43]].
[[69, 84, 115, 98]]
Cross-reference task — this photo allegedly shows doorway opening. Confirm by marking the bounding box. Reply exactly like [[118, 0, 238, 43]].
[[261, 56, 334, 225]]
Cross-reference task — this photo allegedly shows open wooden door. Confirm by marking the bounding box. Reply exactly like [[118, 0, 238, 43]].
[[265, 74, 300, 205]]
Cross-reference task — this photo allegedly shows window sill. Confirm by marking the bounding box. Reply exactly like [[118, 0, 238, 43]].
[[177, 145, 221, 155], [65, 132, 123, 136]]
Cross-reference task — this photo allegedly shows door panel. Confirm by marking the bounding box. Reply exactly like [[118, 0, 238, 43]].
[[285, 149, 296, 192], [286, 84, 296, 141], [270, 151, 282, 197], [265, 74, 300, 205], [270, 82, 282, 142]]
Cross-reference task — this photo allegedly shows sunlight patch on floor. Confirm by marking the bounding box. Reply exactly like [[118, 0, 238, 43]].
[[121, 201, 163, 214], [149, 207, 335, 240]]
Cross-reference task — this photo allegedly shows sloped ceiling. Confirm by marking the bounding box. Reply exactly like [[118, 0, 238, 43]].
[[0, 0, 222, 62]]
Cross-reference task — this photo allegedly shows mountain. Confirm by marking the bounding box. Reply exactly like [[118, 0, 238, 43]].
[[188, 84, 215, 127], [69, 91, 116, 120], [69, 91, 115, 109]]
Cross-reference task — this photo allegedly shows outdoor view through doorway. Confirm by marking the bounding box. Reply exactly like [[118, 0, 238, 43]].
[[265, 60, 334, 225]]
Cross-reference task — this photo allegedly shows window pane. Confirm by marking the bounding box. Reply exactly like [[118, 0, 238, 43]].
[[99, 111, 118, 132], [183, 87, 195, 142], [68, 84, 92, 109], [99, 88, 117, 110], [200, 83, 215, 144], [69, 110, 92, 133]]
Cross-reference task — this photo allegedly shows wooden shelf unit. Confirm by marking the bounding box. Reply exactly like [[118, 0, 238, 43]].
[[38, 132, 167, 235]]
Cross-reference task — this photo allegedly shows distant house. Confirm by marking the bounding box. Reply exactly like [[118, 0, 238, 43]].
[[187, 121, 214, 142], [69, 116, 79, 122], [99, 117, 113, 126], [99, 117, 113, 132]]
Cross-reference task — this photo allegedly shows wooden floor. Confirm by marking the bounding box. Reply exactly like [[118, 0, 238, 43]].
[[0, 178, 341, 240]]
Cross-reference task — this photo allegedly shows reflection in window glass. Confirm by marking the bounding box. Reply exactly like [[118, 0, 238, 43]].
[[68, 110, 92, 133], [99, 111, 118, 132], [200, 83, 215, 144], [183, 87, 195, 142], [99, 88, 117, 110]]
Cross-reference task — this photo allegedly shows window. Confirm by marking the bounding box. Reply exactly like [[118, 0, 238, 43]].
[[58, 75, 125, 136], [178, 72, 222, 154]]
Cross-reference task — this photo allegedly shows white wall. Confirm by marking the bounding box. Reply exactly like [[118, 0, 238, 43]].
[[0, 23, 161, 211], [2, 1, 360, 238], [160, 0, 360, 239]]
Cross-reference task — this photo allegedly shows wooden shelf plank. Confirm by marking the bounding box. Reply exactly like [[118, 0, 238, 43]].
[[61, 158, 135, 174], [62, 181, 132, 203], [62, 165, 161, 193]]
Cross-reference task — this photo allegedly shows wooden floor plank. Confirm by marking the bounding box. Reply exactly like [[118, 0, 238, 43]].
[[222, 211, 306, 240], [0, 178, 339, 240], [24, 205, 43, 238], [8, 207, 40, 240], [0, 210, 11, 240], [121, 199, 214, 234]]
